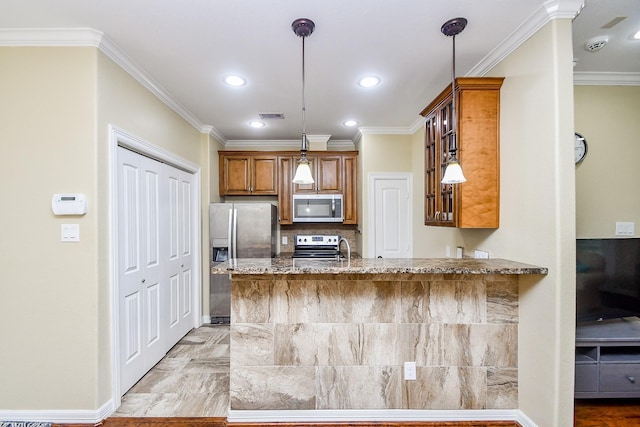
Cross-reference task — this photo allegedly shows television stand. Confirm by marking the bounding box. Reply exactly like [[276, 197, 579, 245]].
[[575, 316, 640, 398]]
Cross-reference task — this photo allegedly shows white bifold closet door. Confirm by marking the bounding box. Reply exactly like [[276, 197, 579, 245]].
[[117, 146, 195, 395]]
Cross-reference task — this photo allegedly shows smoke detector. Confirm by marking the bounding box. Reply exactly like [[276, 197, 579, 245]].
[[584, 36, 608, 52]]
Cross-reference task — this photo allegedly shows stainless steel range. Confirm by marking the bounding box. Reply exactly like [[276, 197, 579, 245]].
[[292, 234, 343, 259]]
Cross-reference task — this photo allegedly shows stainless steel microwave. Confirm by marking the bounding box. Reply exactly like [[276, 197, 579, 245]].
[[292, 194, 343, 223]]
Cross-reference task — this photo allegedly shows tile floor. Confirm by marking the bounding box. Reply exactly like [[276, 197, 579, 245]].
[[112, 324, 230, 417]]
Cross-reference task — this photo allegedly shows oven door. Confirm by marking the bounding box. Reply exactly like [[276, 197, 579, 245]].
[[293, 194, 343, 223]]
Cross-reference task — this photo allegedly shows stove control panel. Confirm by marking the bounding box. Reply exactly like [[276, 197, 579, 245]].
[[295, 234, 340, 246]]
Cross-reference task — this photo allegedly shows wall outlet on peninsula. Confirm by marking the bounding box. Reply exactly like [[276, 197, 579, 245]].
[[404, 361, 416, 381]]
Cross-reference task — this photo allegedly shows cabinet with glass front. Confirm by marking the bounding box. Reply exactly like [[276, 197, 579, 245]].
[[420, 77, 503, 228]]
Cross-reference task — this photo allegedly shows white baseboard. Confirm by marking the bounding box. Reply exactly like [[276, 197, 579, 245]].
[[0, 400, 113, 424], [0, 404, 538, 426], [228, 409, 538, 426]]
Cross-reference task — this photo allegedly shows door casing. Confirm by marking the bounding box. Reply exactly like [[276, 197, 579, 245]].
[[108, 125, 202, 412]]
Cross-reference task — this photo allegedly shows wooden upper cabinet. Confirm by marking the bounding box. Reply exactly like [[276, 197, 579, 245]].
[[277, 156, 294, 224], [342, 154, 358, 225], [278, 151, 359, 224], [219, 152, 277, 195], [292, 155, 343, 194], [219, 150, 358, 225], [420, 77, 503, 228]]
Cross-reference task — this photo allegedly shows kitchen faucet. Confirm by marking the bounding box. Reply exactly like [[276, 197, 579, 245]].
[[338, 237, 351, 260]]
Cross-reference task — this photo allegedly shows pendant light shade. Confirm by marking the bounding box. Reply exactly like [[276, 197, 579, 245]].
[[440, 17, 467, 185], [292, 157, 314, 184], [440, 160, 466, 184], [292, 18, 315, 185]]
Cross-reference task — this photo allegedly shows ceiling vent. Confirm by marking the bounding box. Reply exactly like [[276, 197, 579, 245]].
[[601, 16, 626, 29], [584, 36, 608, 52], [259, 113, 285, 119]]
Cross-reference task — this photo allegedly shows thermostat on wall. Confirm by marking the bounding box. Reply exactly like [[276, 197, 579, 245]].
[[52, 193, 87, 215]]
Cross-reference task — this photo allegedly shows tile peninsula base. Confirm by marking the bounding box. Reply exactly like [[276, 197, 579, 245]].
[[230, 272, 524, 412]]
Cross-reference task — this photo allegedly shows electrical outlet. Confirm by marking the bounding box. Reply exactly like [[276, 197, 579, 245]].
[[282, 236, 288, 245], [445, 245, 451, 257], [456, 247, 463, 258], [404, 361, 416, 381], [474, 249, 490, 259]]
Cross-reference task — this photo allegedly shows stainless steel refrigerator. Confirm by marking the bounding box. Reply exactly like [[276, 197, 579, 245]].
[[209, 202, 277, 323]]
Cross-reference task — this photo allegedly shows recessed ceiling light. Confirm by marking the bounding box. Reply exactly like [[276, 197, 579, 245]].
[[358, 76, 381, 88], [224, 75, 247, 87], [343, 120, 358, 127], [249, 121, 265, 128]]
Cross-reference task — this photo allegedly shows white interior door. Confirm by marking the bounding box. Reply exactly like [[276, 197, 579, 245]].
[[166, 167, 195, 344], [369, 174, 412, 258], [117, 146, 196, 395], [117, 147, 166, 393]]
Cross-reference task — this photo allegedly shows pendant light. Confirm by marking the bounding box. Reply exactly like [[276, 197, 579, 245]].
[[440, 17, 467, 184], [292, 18, 315, 185]]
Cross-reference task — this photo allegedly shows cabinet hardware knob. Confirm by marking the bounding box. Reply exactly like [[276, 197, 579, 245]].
[[141, 279, 146, 283], [628, 376, 636, 383]]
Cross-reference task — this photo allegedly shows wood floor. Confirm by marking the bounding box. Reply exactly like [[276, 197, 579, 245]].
[[55, 421, 520, 427], [574, 399, 640, 427]]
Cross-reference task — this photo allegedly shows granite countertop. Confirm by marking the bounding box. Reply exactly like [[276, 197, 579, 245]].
[[211, 257, 547, 275]]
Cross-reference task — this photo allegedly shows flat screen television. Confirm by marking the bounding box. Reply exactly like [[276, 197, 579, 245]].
[[576, 238, 640, 323]]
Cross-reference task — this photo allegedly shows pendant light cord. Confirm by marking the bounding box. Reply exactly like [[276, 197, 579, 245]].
[[301, 35, 308, 154], [450, 34, 457, 158]]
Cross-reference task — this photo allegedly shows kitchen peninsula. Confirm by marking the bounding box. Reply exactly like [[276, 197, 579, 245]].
[[212, 257, 547, 420]]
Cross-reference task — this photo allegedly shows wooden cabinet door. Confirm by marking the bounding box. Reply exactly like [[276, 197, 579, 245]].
[[342, 154, 358, 224], [219, 153, 277, 195], [424, 114, 438, 225], [277, 156, 294, 224], [220, 155, 251, 195], [251, 155, 277, 195], [316, 155, 342, 193]]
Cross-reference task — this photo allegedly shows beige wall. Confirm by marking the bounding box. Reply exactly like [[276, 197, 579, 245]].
[[0, 46, 207, 411], [358, 133, 413, 256], [575, 85, 640, 238], [480, 20, 576, 426], [0, 47, 100, 409]]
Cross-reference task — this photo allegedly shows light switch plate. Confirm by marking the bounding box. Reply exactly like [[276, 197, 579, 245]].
[[615, 221, 635, 236], [61, 223, 80, 242]]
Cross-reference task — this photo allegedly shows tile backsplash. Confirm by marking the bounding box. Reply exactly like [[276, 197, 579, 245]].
[[279, 224, 358, 255]]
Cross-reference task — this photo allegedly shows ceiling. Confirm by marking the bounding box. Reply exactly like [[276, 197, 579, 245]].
[[1, 0, 638, 144]]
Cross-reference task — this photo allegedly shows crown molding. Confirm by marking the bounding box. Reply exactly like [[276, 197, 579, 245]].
[[224, 139, 299, 148], [359, 126, 416, 135], [0, 27, 226, 140], [468, 0, 585, 77], [223, 138, 356, 150], [574, 72, 640, 86], [0, 27, 103, 46]]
